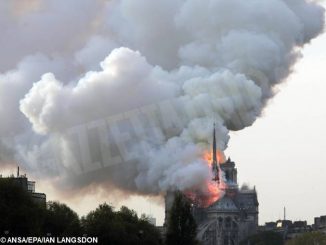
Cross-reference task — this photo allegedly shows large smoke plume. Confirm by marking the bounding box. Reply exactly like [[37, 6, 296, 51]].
[[0, 0, 324, 198]]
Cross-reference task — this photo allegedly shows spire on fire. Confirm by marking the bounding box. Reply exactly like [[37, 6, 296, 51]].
[[212, 123, 220, 184]]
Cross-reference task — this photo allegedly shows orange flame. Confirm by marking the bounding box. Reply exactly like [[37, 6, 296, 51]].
[[203, 149, 225, 165], [185, 149, 227, 208]]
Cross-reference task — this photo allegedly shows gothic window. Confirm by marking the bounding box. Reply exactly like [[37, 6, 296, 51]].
[[232, 221, 238, 229], [218, 217, 223, 227], [225, 171, 230, 180], [225, 217, 231, 228]]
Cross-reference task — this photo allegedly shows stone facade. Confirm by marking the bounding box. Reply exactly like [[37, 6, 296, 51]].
[[164, 157, 259, 245], [164, 125, 259, 245], [193, 158, 259, 245]]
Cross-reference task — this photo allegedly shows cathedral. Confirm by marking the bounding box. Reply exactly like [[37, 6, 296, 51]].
[[165, 126, 259, 245], [193, 156, 259, 245]]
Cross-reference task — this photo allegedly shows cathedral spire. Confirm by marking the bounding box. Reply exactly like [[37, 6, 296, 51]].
[[212, 123, 220, 184], [213, 123, 217, 164]]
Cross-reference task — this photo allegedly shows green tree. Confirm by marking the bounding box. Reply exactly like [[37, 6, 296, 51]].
[[82, 203, 162, 245], [165, 192, 198, 245], [43, 201, 81, 236], [0, 178, 45, 236], [81, 203, 116, 243], [286, 232, 326, 245], [240, 231, 284, 245]]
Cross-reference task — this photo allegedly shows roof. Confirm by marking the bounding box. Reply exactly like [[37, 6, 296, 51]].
[[208, 196, 239, 213]]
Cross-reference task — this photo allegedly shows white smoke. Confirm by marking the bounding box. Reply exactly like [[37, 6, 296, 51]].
[[0, 0, 324, 196]]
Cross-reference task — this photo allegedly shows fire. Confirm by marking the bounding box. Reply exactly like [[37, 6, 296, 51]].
[[203, 149, 225, 165], [185, 180, 225, 208], [204, 181, 221, 205], [185, 149, 227, 208]]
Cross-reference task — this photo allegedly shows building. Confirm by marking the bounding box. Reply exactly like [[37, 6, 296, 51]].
[[148, 217, 157, 226], [164, 126, 259, 245], [260, 219, 312, 241], [193, 158, 259, 245], [314, 215, 326, 234], [0, 167, 46, 206]]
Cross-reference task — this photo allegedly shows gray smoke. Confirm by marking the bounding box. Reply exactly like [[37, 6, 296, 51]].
[[0, 0, 324, 197]]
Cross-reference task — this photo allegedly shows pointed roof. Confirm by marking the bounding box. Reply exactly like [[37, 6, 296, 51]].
[[208, 196, 239, 213]]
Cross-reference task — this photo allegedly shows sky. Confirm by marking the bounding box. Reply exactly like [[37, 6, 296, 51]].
[[0, 0, 325, 226]]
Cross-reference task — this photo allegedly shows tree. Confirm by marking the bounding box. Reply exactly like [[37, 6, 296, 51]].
[[240, 231, 284, 245], [0, 178, 45, 236], [82, 203, 162, 245], [43, 201, 81, 236], [0, 178, 162, 243], [286, 232, 326, 245], [165, 192, 198, 245], [81, 203, 116, 243]]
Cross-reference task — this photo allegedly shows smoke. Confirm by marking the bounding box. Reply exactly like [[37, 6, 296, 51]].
[[0, 0, 324, 198]]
